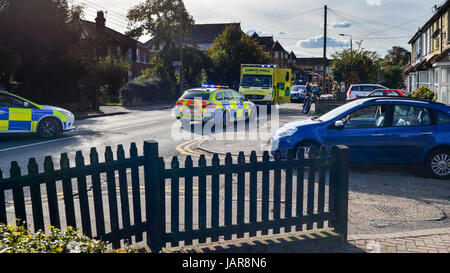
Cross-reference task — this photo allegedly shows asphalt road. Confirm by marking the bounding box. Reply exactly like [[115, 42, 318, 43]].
[[0, 107, 189, 172], [0, 103, 449, 238]]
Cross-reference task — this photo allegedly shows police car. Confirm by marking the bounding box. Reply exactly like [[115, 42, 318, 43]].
[[0, 90, 75, 138], [175, 85, 256, 125]]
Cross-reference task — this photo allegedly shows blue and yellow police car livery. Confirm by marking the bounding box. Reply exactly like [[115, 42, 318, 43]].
[[175, 85, 256, 124], [0, 90, 75, 138]]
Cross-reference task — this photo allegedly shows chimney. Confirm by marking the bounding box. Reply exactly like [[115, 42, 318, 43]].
[[95, 11, 106, 30]]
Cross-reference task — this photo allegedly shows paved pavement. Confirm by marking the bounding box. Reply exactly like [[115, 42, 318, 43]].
[[75, 103, 175, 119], [134, 227, 450, 253], [344, 227, 450, 253]]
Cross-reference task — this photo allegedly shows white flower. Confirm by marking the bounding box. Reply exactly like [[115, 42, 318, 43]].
[[67, 241, 82, 253]]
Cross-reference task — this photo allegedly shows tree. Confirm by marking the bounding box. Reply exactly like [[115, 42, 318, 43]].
[[0, 0, 86, 103], [331, 48, 381, 86], [380, 65, 406, 89], [206, 25, 270, 88], [127, 0, 194, 52], [384, 46, 411, 67], [377, 46, 411, 89], [127, 0, 196, 95]]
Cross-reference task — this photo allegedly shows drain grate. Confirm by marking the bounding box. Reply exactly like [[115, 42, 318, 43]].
[[371, 204, 405, 216]]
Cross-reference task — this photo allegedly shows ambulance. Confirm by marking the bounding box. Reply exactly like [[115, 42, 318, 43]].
[[238, 64, 292, 105]]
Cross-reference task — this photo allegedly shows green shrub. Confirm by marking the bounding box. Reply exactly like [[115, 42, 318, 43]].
[[86, 56, 130, 104], [119, 77, 175, 106], [0, 224, 106, 253], [412, 86, 436, 102]]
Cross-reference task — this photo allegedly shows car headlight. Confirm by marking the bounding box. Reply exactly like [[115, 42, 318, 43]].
[[273, 127, 298, 138], [62, 110, 74, 118], [266, 92, 273, 99]]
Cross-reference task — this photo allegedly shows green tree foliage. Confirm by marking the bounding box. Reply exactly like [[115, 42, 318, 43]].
[[127, 0, 200, 95], [85, 56, 130, 104], [384, 46, 411, 67], [331, 49, 381, 86], [206, 25, 270, 88], [127, 0, 194, 52], [378, 46, 411, 89], [0, 0, 85, 103], [380, 65, 406, 89]]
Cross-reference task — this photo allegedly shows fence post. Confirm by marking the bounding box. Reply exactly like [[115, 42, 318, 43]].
[[330, 145, 349, 243], [144, 140, 163, 253]]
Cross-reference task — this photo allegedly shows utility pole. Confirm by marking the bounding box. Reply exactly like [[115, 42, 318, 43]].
[[179, 0, 184, 94], [323, 5, 328, 85]]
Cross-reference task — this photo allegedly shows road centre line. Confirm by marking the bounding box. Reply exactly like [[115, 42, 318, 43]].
[[0, 136, 79, 153], [0, 121, 159, 152]]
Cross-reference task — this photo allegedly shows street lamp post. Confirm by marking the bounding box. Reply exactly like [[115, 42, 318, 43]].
[[339, 33, 352, 52]]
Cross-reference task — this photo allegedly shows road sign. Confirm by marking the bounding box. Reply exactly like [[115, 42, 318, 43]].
[[172, 61, 182, 67]]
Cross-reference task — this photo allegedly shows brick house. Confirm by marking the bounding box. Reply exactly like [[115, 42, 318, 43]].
[[295, 57, 331, 76], [251, 33, 290, 66], [404, 1, 450, 104], [144, 23, 242, 52], [78, 11, 151, 80]]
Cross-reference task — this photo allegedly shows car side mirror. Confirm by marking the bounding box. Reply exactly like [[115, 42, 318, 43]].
[[335, 120, 345, 129]]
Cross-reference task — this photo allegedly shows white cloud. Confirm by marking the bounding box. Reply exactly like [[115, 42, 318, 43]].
[[321, 21, 352, 28], [331, 21, 352, 28], [298, 35, 350, 49], [246, 29, 273, 37], [367, 0, 381, 6]]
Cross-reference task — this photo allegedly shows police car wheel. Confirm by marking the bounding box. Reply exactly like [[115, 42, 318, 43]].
[[37, 118, 62, 138]]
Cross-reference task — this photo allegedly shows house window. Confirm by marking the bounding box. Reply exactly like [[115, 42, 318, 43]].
[[107, 45, 113, 57], [117, 46, 122, 59], [127, 48, 133, 62], [275, 52, 279, 59], [137, 48, 141, 63], [143, 52, 147, 64]]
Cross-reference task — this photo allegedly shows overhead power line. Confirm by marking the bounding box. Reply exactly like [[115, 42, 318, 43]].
[[249, 7, 323, 28], [329, 8, 413, 34]]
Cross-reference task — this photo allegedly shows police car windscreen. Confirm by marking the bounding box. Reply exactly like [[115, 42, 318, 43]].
[[182, 92, 211, 101], [241, 75, 272, 87]]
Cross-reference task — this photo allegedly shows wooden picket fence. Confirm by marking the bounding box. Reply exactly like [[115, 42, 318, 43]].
[[0, 141, 349, 252]]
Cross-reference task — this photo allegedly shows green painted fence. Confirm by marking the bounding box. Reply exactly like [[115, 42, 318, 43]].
[[0, 141, 349, 252]]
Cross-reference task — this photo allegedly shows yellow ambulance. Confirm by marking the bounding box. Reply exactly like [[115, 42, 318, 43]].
[[238, 64, 292, 105]]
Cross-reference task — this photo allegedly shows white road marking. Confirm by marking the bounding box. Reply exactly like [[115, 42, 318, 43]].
[[0, 121, 160, 152], [0, 136, 79, 152]]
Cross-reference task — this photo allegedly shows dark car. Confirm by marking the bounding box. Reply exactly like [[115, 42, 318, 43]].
[[271, 97, 450, 179]]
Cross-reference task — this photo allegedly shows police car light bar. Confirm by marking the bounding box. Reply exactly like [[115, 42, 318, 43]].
[[202, 84, 229, 89]]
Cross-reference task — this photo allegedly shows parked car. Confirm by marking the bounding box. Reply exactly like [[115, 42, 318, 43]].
[[271, 97, 450, 179], [347, 84, 387, 100], [0, 90, 75, 138], [349, 89, 407, 101], [290, 85, 306, 103]]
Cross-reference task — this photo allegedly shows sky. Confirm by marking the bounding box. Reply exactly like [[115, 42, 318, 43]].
[[69, 0, 444, 58]]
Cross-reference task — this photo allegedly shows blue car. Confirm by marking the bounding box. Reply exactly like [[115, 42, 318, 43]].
[[271, 97, 450, 179]]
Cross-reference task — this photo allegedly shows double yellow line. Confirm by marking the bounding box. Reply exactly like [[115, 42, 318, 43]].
[[175, 136, 209, 157]]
